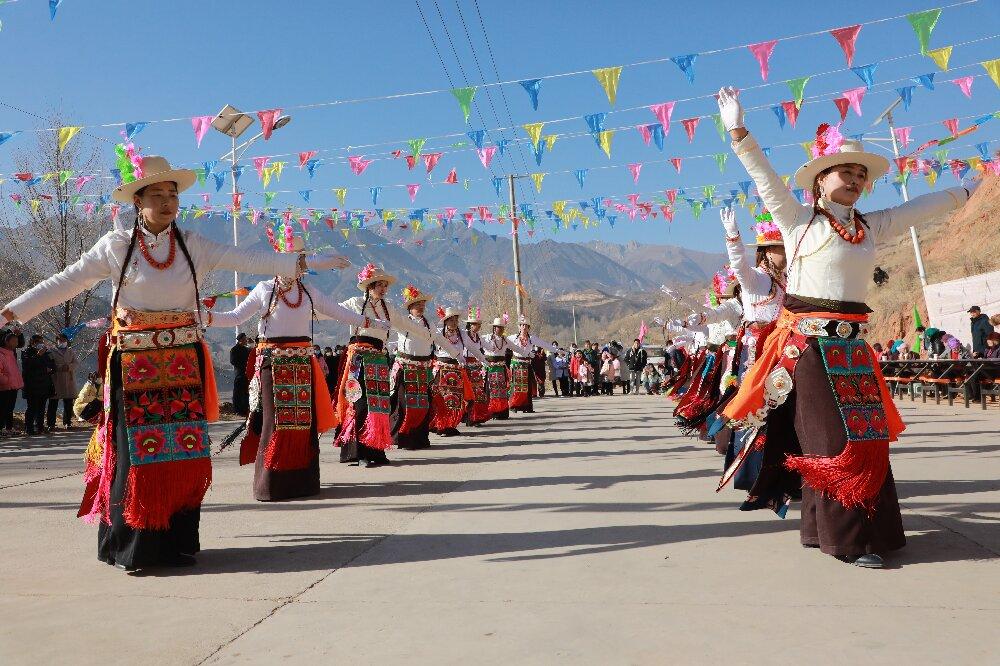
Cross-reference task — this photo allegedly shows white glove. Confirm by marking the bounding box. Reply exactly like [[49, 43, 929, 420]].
[[306, 251, 351, 271], [717, 86, 743, 132], [720, 207, 740, 239], [685, 313, 704, 328], [669, 319, 684, 329], [370, 318, 391, 332]]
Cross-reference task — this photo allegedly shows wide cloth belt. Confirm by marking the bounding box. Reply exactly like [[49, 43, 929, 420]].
[[116, 325, 202, 351], [398, 352, 432, 362], [795, 317, 870, 340], [434, 357, 460, 365], [485, 355, 506, 362]]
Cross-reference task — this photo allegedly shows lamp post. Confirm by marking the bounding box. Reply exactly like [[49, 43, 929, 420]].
[[507, 174, 528, 318], [871, 97, 929, 287], [211, 105, 292, 310]]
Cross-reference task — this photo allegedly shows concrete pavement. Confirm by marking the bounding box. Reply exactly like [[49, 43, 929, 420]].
[[0, 395, 997, 664]]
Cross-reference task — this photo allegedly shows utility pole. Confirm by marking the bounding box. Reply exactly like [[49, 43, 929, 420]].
[[572, 304, 578, 345], [230, 133, 240, 306], [508, 174, 525, 318], [873, 98, 929, 287]]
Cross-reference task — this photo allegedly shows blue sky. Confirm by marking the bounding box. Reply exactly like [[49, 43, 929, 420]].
[[1, 0, 997, 253]]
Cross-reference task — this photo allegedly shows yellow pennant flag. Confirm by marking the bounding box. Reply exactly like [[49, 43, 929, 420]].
[[57, 126, 82, 152], [925, 170, 938, 188], [968, 156, 983, 172], [523, 122, 544, 149], [30, 199, 41, 213], [271, 161, 286, 181], [340, 228, 350, 240], [552, 200, 567, 219], [592, 66, 623, 106], [597, 130, 614, 158], [982, 58, 1000, 88], [748, 202, 758, 218], [800, 141, 814, 159], [530, 172, 546, 193], [926, 46, 952, 71], [332, 188, 347, 206], [193, 208, 208, 219], [737, 192, 747, 207], [261, 169, 272, 188], [544, 134, 558, 152], [42, 172, 56, 182], [781, 175, 791, 187]]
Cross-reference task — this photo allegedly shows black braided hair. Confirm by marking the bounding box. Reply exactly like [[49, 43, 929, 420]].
[[171, 220, 203, 326]]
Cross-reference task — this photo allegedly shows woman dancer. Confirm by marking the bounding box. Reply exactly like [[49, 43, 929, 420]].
[[206, 236, 389, 500], [481, 317, 531, 420], [429, 307, 484, 436], [0, 156, 350, 570], [507, 316, 560, 413], [336, 267, 436, 467], [716, 86, 980, 567], [390, 285, 462, 450], [462, 307, 491, 427]]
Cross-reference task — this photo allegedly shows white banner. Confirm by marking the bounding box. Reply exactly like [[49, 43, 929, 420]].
[[922, 269, 1000, 347]]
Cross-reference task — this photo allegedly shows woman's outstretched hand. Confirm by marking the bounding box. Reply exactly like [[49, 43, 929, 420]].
[[717, 87, 747, 141], [720, 207, 740, 239]]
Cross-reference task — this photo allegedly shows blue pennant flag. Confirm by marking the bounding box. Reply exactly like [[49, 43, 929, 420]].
[[213, 172, 226, 192], [652, 124, 665, 150], [849, 133, 865, 142], [49, 0, 62, 20], [896, 86, 915, 110], [61, 323, 87, 341], [575, 169, 589, 189], [299, 190, 312, 203], [545, 210, 554, 219], [109, 170, 121, 185], [791, 189, 804, 204], [973, 114, 994, 126], [467, 130, 487, 149], [891, 182, 904, 198], [761, 147, 772, 157], [584, 112, 607, 133], [930, 161, 943, 176], [489, 235, 498, 242], [670, 54, 698, 84], [0, 131, 19, 147], [851, 63, 878, 89], [305, 159, 319, 178], [495, 139, 511, 156], [124, 122, 147, 142], [771, 104, 786, 129], [975, 142, 990, 160], [203, 160, 218, 175], [370, 186, 381, 206], [912, 73, 935, 90], [578, 200, 590, 210], [233, 165, 246, 183], [519, 79, 542, 110], [99, 194, 110, 206], [532, 143, 545, 166], [519, 203, 532, 219], [738, 181, 752, 196], [492, 177, 503, 197]]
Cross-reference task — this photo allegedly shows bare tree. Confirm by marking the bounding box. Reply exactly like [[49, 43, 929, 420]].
[[478, 269, 544, 329], [0, 119, 109, 337]]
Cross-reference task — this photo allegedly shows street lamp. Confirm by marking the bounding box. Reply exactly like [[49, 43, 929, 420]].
[[870, 97, 929, 288], [211, 104, 293, 310]]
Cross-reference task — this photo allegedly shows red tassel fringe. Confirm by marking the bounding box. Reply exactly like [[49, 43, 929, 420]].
[[467, 401, 492, 425], [239, 429, 261, 466], [784, 440, 889, 513], [335, 405, 357, 447], [509, 390, 529, 409], [122, 457, 212, 530], [263, 428, 315, 471], [399, 404, 429, 435], [360, 411, 392, 450], [429, 393, 462, 432], [488, 396, 508, 414]]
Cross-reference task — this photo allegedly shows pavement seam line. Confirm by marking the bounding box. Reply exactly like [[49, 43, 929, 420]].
[[901, 502, 1000, 557], [0, 471, 82, 491]]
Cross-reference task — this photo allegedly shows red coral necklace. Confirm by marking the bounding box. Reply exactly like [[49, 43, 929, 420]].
[[138, 226, 176, 270], [817, 207, 865, 245], [278, 280, 303, 308]]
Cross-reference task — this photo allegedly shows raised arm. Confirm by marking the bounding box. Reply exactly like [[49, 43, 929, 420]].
[[721, 207, 772, 296], [529, 336, 560, 354], [506, 336, 533, 357], [2, 234, 115, 323], [459, 331, 486, 363], [868, 185, 976, 243], [189, 231, 351, 277], [207, 283, 267, 328], [431, 329, 465, 359], [385, 304, 434, 342], [310, 289, 372, 328]]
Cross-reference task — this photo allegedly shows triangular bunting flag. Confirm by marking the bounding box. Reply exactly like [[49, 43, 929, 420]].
[[519, 79, 542, 110], [477, 146, 497, 168], [423, 152, 442, 173], [983, 58, 1000, 88], [951, 76, 973, 98], [597, 130, 614, 158], [747, 40, 778, 81], [636, 124, 653, 145], [669, 158, 682, 173], [913, 73, 936, 90], [530, 172, 545, 192], [298, 150, 318, 168], [896, 86, 915, 110], [772, 104, 787, 128], [467, 130, 487, 149], [523, 122, 544, 149], [649, 102, 675, 136], [592, 66, 622, 106], [57, 126, 81, 152], [842, 87, 866, 117], [451, 87, 477, 122], [713, 153, 728, 173], [257, 109, 282, 139], [829, 25, 861, 66], [627, 163, 642, 183], [191, 116, 212, 147], [907, 8, 941, 55], [781, 101, 800, 128], [680, 117, 700, 142], [927, 46, 952, 71], [670, 54, 697, 84], [851, 63, 878, 89], [407, 184, 420, 202], [575, 169, 588, 188], [787, 77, 810, 108]]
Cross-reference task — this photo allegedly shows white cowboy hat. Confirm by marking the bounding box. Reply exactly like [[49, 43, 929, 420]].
[[517, 314, 531, 327], [491, 317, 506, 328], [401, 284, 431, 307], [441, 306, 462, 320], [357, 263, 397, 292], [112, 155, 197, 204], [794, 138, 889, 189]]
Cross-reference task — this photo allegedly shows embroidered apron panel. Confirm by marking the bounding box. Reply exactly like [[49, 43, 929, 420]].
[[509, 359, 530, 397], [121, 344, 210, 466], [434, 364, 465, 410], [467, 362, 487, 403], [271, 352, 313, 431], [356, 351, 391, 415], [486, 363, 508, 401], [817, 337, 889, 442], [402, 363, 432, 409]]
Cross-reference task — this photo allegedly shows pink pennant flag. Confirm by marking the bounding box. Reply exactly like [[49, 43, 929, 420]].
[[948, 159, 966, 180], [833, 97, 850, 122], [842, 87, 866, 117], [636, 124, 652, 145], [232, 193, 243, 210], [669, 158, 682, 173], [404, 155, 417, 170], [627, 163, 643, 183], [649, 102, 675, 136], [780, 101, 800, 128], [74, 175, 94, 192], [665, 189, 678, 204], [423, 152, 442, 173], [110, 204, 120, 223], [407, 184, 420, 202], [84, 202, 95, 216], [251, 209, 263, 225], [476, 146, 497, 168], [253, 157, 271, 180], [829, 25, 862, 66], [191, 116, 212, 148], [893, 126, 912, 149], [943, 118, 959, 137], [298, 150, 318, 168], [638, 320, 649, 343], [391, 149, 402, 158], [626, 193, 640, 206], [463, 211, 474, 227], [951, 76, 974, 98], [661, 207, 675, 223], [444, 207, 457, 220], [747, 40, 778, 81], [445, 167, 458, 184], [257, 109, 282, 140], [348, 155, 372, 175], [680, 117, 700, 142]]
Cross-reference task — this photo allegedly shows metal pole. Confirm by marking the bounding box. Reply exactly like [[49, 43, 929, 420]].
[[572, 304, 578, 346], [230, 135, 241, 335], [886, 110, 929, 287], [508, 175, 525, 317]]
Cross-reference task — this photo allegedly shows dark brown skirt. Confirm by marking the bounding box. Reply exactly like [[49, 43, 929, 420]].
[[750, 339, 905, 557], [253, 356, 320, 501]]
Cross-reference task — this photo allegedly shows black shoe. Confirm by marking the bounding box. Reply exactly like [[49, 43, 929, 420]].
[[801, 543, 821, 549], [113, 562, 138, 572], [837, 553, 884, 569], [160, 553, 197, 568]]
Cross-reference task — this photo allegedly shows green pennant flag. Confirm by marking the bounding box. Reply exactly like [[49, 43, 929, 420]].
[[710, 113, 726, 141], [194, 168, 206, 186], [451, 87, 477, 123], [264, 191, 276, 205], [591, 66, 623, 106], [908, 8, 942, 55], [787, 76, 810, 108], [690, 200, 704, 219], [713, 153, 728, 173], [703, 184, 716, 199], [407, 138, 425, 159], [913, 305, 923, 329], [58, 170, 73, 185]]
